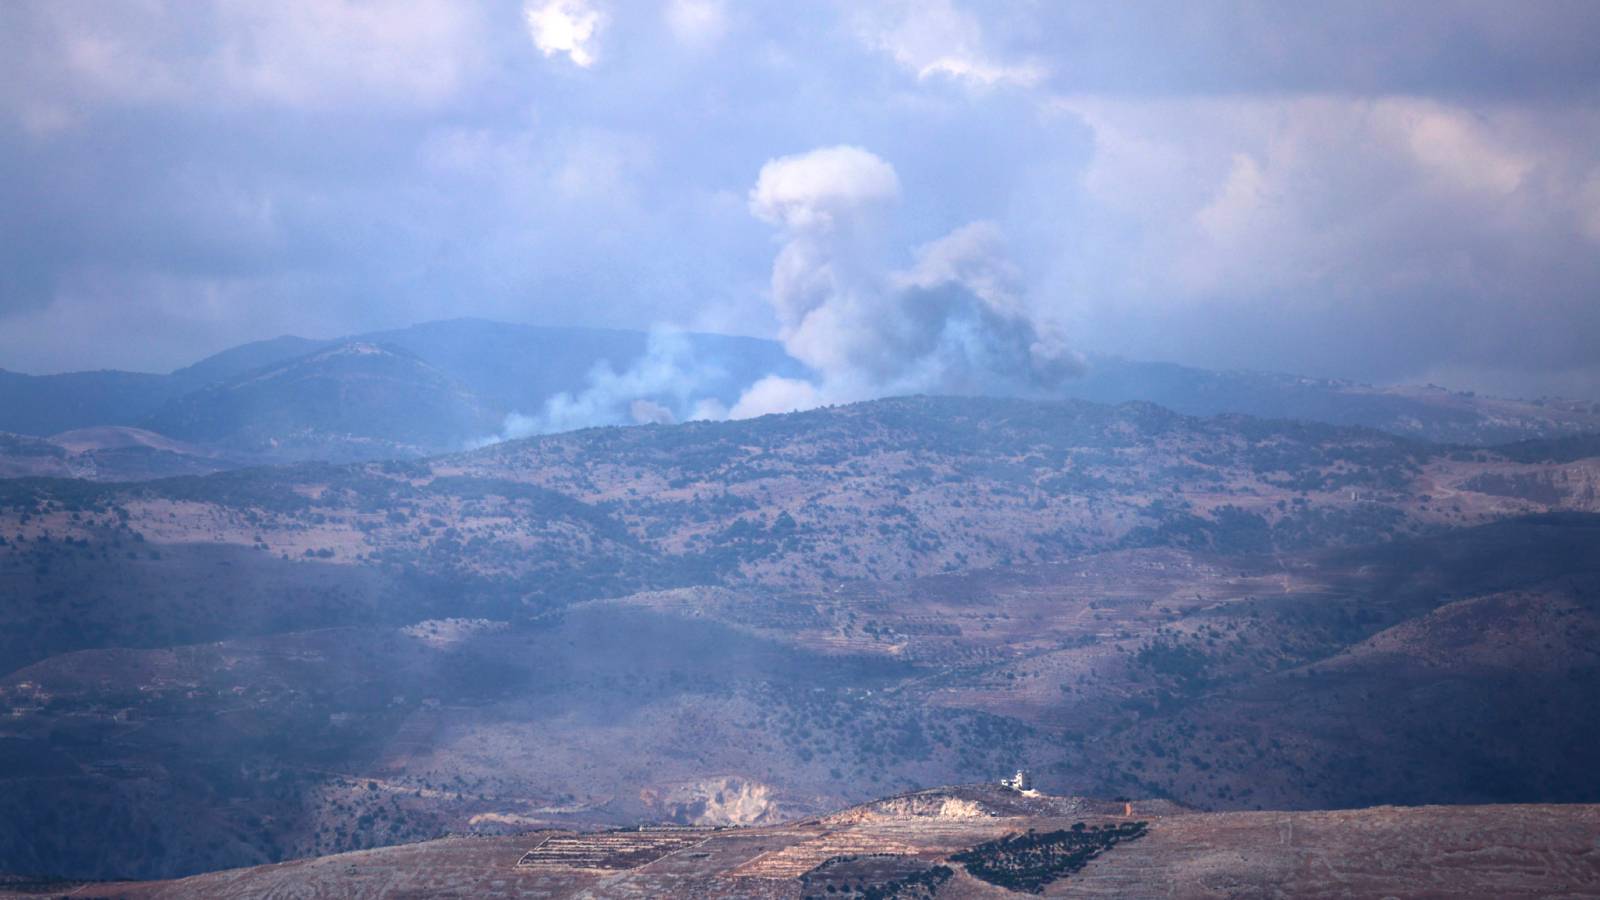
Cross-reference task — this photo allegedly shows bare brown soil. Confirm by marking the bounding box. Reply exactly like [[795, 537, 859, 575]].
[[15, 787, 1593, 899]]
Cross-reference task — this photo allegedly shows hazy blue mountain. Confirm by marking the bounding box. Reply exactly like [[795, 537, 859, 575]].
[[133, 320, 813, 460], [162, 318, 810, 416], [0, 321, 806, 446], [141, 341, 501, 461], [0, 339, 334, 438], [356, 318, 809, 415], [167, 335, 333, 391], [0, 369, 182, 436], [4, 321, 1597, 453]]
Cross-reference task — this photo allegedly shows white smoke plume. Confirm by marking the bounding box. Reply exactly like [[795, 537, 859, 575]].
[[732, 145, 1080, 418], [483, 328, 729, 443], [481, 145, 1079, 440]]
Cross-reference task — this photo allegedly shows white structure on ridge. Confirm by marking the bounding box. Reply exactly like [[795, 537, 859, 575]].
[[1000, 769, 1035, 794]]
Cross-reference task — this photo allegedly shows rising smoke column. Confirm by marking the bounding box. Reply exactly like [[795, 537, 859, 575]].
[[485, 145, 1079, 440], [732, 145, 1079, 418], [487, 327, 730, 443]]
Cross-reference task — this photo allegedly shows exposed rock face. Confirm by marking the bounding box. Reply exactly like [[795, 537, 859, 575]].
[[828, 794, 993, 824], [823, 784, 1130, 825], [639, 777, 780, 827]]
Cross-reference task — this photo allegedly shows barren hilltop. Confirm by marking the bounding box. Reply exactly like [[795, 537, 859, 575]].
[[10, 785, 1594, 899]]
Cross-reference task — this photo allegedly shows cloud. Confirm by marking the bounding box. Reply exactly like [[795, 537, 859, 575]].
[[664, 0, 727, 46], [489, 328, 730, 440], [216, 0, 481, 107], [857, 0, 1046, 88], [1043, 93, 1600, 388], [0, 0, 483, 119], [1058, 94, 1580, 299], [749, 145, 900, 232], [524, 0, 603, 68], [550, 128, 655, 204], [3, 1, 1600, 400]]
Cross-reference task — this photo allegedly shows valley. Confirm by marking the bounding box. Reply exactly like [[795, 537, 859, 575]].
[[2, 395, 1598, 880]]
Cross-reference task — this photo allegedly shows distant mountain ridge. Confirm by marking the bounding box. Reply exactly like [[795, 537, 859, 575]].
[[0, 320, 809, 463], [1063, 356, 1600, 445], [165, 334, 331, 390], [1, 319, 1597, 466], [0, 368, 182, 437], [142, 341, 501, 461]]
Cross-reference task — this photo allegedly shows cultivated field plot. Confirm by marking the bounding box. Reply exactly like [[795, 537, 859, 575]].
[[799, 853, 953, 899], [515, 830, 710, 870], [727, 830, 923, 880]]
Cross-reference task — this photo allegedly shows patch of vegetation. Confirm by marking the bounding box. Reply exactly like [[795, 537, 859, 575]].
[[1135, 641, 1209, 684], [949, 822, 1148, 893], [1491, 432, 1600, 464], [1461, 472, 1567, 505], [800, 855, 953, 899]]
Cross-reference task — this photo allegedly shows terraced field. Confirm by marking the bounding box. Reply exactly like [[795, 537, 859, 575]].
[[516, 830, 712, 870], [15, 786, 1596, 899]]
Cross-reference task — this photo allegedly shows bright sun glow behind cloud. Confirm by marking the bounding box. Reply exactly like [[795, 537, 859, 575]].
[[524, 0, 601, 68]]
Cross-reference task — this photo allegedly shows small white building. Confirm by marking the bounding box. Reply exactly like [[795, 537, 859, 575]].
[[1000, 769, 1033, 793]]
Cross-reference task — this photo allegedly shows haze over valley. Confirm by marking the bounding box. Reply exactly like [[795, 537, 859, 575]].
[[4, 2, 1600, 897]]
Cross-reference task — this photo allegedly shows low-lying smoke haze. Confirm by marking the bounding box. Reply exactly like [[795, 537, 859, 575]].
[[3, 1, 1599, 401]]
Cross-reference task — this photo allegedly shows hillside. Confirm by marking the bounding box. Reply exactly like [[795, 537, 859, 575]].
[[140, 342, 501, 461], [7, 786, 1595, 899], [0, 369, 183, 437], [1064, 357, 1600, 445], [3, 397, 1600, 879], [0, 428, 241, 482]]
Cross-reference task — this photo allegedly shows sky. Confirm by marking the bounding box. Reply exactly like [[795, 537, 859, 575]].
[[3, 0, 1599, 401]]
